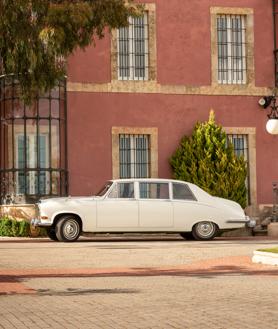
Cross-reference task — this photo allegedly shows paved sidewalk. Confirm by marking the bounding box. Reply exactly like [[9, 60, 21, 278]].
[[0, 236, 277, 328]]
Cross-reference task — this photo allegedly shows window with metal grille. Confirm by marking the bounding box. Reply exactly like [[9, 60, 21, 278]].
[[217, 14, 247, 84], [226, 134, 250, 203], [117, 13, 149, 80], [119, 134, 150, 178], [0, 75, 68, 204], [227, 134, 248, 159]]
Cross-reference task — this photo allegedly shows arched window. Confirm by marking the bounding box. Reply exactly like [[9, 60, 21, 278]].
[[0, 75, 68, 204]]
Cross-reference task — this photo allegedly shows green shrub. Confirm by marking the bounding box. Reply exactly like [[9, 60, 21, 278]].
[[18, 220, 30, 237], [258, 247, 278, 254], [0, 217, 30, 237], [170, 111, 248, 208], [0, 217, 48, 237], [0, 218, 13, 236]]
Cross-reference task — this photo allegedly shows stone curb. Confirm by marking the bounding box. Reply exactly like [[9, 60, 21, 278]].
[[252, 250, 278, 266]]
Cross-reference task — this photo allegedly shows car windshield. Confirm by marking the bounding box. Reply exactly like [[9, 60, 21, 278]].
[[96, 181, 113, 196]]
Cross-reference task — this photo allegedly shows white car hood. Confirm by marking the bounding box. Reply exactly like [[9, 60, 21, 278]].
[[39, 196, 100, 204]]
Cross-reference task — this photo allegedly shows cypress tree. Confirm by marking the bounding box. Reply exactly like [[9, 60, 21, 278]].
[[170, 111, 248, 208]]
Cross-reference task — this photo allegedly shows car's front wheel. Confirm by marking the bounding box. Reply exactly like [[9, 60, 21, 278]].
[[55, 216, 81, 242], [192, 221, 217, 241]]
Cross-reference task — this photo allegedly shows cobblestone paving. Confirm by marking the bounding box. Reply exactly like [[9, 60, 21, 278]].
[[0, 236, 277, 328]]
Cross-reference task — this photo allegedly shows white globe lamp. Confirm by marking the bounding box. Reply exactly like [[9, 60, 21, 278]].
[[266, 119, 278, 134]]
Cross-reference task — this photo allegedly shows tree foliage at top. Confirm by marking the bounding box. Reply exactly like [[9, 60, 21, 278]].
[[0, 0, 142, 102], [170, 111, 248, 208]]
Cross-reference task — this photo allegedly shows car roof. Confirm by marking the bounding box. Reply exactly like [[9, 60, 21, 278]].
[[110, 178, 191, 184], [106, 178, 212, 201]]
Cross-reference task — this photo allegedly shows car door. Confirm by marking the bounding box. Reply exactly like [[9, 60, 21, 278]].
[[96, 182, 139, 230], [172, 182, 201, 230], [138, 182, 173, 229]]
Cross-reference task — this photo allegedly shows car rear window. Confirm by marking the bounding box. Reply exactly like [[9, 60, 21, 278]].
[[172, 183, 196, 201]]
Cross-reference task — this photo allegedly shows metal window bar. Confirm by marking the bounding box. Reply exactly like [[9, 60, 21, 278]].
[[118, 13, 149, 80], [118, 26, 130, 79], [119, 134, 150, 179], [217, 15, 247, 84], [0, 75, 68, 204], [226, 134, 250, 204]]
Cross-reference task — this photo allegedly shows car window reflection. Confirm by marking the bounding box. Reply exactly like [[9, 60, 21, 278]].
[[108, 183, 134, 198], [172, 183, 196, 201], [139, 182, 169, 199]]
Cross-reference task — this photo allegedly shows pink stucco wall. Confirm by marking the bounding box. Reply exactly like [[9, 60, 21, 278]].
[[67, 92, 278, 204], [66, 0, 278, 205], [68, 0, 274, 87]]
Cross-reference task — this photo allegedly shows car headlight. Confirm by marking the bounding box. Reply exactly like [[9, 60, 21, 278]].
[[246, 216, 256, 228]]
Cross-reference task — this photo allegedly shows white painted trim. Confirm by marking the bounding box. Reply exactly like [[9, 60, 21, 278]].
[[252, 250, 278, 266]]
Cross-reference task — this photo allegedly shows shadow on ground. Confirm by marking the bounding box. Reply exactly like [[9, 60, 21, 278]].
[[36, 288, 140, 296]]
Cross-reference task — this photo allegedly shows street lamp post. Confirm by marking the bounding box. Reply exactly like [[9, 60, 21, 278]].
[[258, 95, 278, 134]]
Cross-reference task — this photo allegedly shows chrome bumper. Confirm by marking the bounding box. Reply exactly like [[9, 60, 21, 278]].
[[226, 216, 256, 228], [31, 218, 52, 227]]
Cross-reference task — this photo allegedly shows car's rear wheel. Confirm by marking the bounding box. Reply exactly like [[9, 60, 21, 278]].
[[180, 232, 194, 240], [55, 216, 81, 242], [46, 227, 58, 241], [192, 221, 217, 241]]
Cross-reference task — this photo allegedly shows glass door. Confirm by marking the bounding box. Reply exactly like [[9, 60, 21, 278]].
[[16, 134, 49, 195]]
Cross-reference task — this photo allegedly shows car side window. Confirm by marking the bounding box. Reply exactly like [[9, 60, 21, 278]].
[[108, 183, 134, 199], [172, 183, 196, 201], [139, 182, 169, 199]]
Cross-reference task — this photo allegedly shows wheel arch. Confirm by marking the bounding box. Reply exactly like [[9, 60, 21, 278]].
[[52, 212, 83, 232]]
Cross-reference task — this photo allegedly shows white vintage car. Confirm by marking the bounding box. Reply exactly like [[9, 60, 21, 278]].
[[32, 178, 255, 242]]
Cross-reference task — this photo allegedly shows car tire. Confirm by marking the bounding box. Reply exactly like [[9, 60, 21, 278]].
[[180, 232, 194, 240], [192, 221, 217, 241], [55, 216, 81, 242], [46, 227, 58, 241]]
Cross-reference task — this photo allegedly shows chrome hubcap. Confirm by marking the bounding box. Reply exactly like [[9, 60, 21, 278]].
[[196, 222, 214, 237], [63, 219, 79, 240]]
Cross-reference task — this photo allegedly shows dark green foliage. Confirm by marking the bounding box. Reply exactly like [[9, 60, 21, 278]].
[[0, 0, 142, 102], [170, 111, 248, 208], [0, 218, 13, 236], [0, 217, 30, 237], [18, 220, 30, 237]]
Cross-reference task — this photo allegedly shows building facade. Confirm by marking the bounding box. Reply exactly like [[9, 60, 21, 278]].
[[1, 0, 278, 212]]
